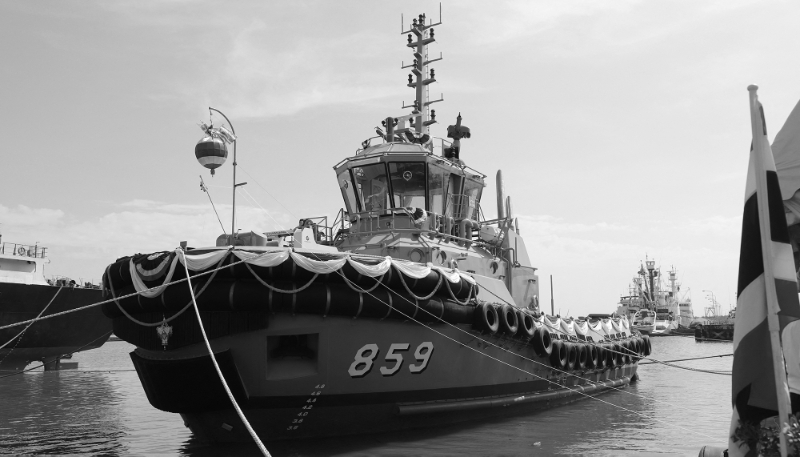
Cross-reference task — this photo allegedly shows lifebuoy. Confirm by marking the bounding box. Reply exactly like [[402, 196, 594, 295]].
[[473, 303, 499, 333], [498, 304, 519, 335], [532, 327, 552, 357], [550, 340, 568, 369], [575, 343, 587, 370], [16, 246, 25, 256], [516, 310, 535, 340]]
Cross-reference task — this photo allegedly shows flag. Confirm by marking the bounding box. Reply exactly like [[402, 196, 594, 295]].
[[729, 86, 800, 456]]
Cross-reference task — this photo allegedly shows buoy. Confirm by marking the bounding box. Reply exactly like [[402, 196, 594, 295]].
[[195, 135, 228, 176]]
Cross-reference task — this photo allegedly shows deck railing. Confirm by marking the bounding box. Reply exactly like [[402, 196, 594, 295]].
[[0, 242, 47, 259]]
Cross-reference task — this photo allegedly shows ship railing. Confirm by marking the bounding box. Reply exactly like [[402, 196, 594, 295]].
[[0, 242, 47, 259]]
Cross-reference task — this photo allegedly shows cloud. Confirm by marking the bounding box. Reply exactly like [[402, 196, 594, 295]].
[[0, 201, 293, 282]]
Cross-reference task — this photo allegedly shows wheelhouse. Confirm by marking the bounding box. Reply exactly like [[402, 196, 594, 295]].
[[333, 143, 485, 225]]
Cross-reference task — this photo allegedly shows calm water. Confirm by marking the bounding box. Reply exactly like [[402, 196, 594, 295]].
[[0, 336, 732, 456]]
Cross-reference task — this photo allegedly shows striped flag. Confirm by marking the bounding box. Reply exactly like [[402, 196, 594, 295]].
[[728, 86, 800, 456]]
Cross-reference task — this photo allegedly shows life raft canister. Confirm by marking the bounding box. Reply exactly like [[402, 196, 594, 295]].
[[532, 327, 552, 357], [550, 340, 568, 369], [516, 309, 535, 340], [498, 304, 519, 335], [473, 303, 499, 333]]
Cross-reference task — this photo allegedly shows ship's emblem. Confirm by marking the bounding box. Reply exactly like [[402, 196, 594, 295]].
[[156, 316, 173, 349]]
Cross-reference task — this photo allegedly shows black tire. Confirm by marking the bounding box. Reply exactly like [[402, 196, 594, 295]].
[[606, 343, 617, 368], [565, 342, 578, 370], [473, 302, 499, 333], [586, 344, 599, 369], [643, 335, 652, 356], [499, 304, 519, 335], [532, 327, 553, 357], [516, 310, 535, 340], [550, 340, 568, 369], [575, 343, 587, 370]]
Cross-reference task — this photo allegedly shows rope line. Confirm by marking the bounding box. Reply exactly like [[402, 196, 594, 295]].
[[180, 251, 271, 457], [327, 266, 718, 441], [108, 251, 230, 327], [0, 286, 63, 356]]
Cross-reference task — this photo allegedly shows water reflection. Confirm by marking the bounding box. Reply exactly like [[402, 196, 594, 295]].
[[0, 337, 732, 456]]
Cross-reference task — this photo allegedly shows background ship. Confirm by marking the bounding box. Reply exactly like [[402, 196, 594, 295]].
[[0, 236, 111, 371], [102, 11, 649, 443], [617, 259, 694, 336]]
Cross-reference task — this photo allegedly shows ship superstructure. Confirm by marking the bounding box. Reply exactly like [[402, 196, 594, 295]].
[[617, 260, 693, 335]]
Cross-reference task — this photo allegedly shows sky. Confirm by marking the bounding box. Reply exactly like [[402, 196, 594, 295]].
[[2, 0, 800, 318]]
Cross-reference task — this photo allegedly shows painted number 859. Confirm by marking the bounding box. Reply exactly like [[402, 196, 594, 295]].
[[348, 342, 433, 378]]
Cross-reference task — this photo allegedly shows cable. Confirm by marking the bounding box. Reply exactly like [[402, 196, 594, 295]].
[[238, 186, 285, 231], [0, 286, 62, 353], [321, 263, 718, 441], [200, 176, 227, 235], [180, 251, 271, 457], [239, 166, 297, 220]]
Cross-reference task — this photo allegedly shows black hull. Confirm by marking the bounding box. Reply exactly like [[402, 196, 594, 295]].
[[126, 314, 640, 442], [0, 283, 111, 370], [695, 324, 733, 342]]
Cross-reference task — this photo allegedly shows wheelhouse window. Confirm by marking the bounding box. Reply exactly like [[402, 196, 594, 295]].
[[353, 164, 389, 212], [389, 162, 426, 209], [462, 179, 484, 220], [428, 165, 451, 215], [337, 169, 359, 213]]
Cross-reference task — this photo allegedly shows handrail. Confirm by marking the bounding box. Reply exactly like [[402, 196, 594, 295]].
[[0, 242, 47, 259]]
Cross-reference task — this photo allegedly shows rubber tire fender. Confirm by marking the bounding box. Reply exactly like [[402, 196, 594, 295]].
[[614, 343, 625, 366], [550, 340, 568, 369], [586, 344, 599, 369], [473, 302, 499, 333], [596, 344, 606, 369], [606, 343, 617, 368], [565, 342, 578, 370], [575, 343, 587, 370], [498, 304, 519, 335], [532, 327, 553, 357], [642, 335, 652, 356], [516, 310, 535, 340]]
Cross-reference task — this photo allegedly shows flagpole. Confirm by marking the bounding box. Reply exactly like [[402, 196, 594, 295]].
[[748, 84, 792, 457]]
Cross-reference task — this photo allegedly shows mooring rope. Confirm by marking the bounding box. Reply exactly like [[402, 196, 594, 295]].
[[107, 252, 229, 327], [0, 286, 63, 353], [327, 266, 719, 441], [180, 250, 271, 457]]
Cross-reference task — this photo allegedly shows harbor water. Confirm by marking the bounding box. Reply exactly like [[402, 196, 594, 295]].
[[0, 336, 731, 456]]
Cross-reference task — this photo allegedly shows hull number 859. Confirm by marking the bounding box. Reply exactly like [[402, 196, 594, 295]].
[[348, 342, 434, 378]]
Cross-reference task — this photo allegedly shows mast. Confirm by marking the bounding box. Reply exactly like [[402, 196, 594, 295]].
[[401, 11, 443, 137]]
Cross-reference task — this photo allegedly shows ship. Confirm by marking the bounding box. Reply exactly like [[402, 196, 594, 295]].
[[101, 12, 650, 443], [0, 237, 112, 371], [617, 259, 694, 336]]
